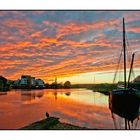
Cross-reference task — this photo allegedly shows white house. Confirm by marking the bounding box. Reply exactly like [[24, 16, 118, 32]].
[[31, 77, 36, 86], [20, 75, 31, 86], [15, 75, 45, 88], [36, 79, 45, 88]]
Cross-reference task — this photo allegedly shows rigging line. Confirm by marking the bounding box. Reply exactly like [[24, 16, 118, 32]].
[[126, 47, 131, 63], [126, 33, 133, 54], [126, 45, 134, 81], [126, 34, 136, 80], [126, 43, 131, 66], [125, 32, 136, 81], [113, 49, 123, 83], [126, 33, 132, 62], [117, 55, 123, 82]]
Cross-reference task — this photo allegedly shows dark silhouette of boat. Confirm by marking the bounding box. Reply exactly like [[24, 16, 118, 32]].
[[109, 18, 140, 128], [110, 88, 140, 121]]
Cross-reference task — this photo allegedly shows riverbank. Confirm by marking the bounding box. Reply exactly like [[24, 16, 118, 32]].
[[21, 116, 91, 130], [88, 83, 117, 95]]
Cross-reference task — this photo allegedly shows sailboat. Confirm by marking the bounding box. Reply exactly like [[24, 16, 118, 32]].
[[109, 18, 140, 124]]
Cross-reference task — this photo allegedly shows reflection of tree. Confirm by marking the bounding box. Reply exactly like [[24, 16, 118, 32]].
[[65, 92, 71, 96], [0, 92, 7, 96], [36, 92, 43, 98], [53, 90, 58, 101]]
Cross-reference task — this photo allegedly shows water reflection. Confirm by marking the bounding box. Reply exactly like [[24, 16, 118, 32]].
[[111, 112, 140, 129], [0, 89, 139, 129], [0, 92, 7, 96], [53, 89, 71, 101], [53, 90, 58, 101], [20, 90, 44, 104], [65, 92, 71, 96]]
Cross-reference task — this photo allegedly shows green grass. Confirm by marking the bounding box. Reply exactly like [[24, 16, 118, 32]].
[[89, 83, 117, 95]]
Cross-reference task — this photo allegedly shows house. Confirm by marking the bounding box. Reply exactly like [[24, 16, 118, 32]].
[[20, 75, 31, 86], [19, 75, 32, 88], [31, 77, 36, 87], [12, 75, 45, 89], [11, 79, 21, 88], [19, 75, 37, 88], [13, 79, 20, 86], [36, 79, 45, 88], [0, 76, 9, 91]]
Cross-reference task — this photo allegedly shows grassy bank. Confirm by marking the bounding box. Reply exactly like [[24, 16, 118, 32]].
[[21, 117, 91, 130], [89, 83, 117, 95], [89, 82, 140, 95]]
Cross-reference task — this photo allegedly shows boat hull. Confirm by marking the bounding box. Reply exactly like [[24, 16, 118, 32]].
[[109, 89, 140, 121]]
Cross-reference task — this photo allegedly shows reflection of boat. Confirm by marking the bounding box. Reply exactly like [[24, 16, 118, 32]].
[[109, 18, 140, 127]]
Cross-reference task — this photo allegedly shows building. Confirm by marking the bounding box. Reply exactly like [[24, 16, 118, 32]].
[[18, 75, 32, 88], [0, 76, 9, 91], [20, 75, 31, 86], [11, 75, 45, 89], [13, 79, 20, 87], [17, 75, 45, 89], [31, 77, 36, 87], [36, 79, 45, 88]]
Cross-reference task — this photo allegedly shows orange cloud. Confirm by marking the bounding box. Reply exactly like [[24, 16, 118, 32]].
[[56, 19, 120, 39], [1, 11, 140, 83], [127, 26, 140, 33]]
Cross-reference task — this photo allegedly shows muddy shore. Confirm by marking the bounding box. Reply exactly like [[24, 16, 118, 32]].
[[21, 117, 93, 130]]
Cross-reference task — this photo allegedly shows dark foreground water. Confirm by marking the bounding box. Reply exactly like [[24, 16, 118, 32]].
[[0, 89, 139, 129]]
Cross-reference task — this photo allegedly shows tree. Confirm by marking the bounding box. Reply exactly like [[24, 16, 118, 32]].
[[64, 81, 71, 88]]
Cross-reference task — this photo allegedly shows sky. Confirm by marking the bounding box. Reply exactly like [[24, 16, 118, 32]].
[[0, 11, 140, 84]]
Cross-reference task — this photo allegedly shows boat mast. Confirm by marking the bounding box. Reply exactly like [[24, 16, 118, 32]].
[[123, 18, 128, 129], [123, 18, 127, 89], [127, 53, 135, 88]]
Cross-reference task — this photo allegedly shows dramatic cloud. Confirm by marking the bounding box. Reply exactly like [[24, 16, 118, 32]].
[[0, 11, 140, 83]]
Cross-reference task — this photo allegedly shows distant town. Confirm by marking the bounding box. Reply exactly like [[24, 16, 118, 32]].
[[0, 75, 72, 91], [0, 75, 140, 94]]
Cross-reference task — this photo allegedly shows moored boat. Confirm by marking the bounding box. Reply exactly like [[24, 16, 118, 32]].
[[109, 18, 140, 126], [109, 88, 140, 121]]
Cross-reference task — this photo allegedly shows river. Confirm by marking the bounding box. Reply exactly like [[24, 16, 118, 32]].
[[0, 89, 139, 129]]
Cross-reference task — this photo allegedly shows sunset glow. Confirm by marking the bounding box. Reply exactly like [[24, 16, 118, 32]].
[[1, 11, 140, 83], [0, 89, 113, 129]]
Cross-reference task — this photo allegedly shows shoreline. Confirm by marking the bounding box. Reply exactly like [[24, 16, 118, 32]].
[[20, 116, 93, 130]]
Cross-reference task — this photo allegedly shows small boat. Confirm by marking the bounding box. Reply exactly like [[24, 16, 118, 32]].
[[109, 18, 140, 126], [110, 88, 140, 121]]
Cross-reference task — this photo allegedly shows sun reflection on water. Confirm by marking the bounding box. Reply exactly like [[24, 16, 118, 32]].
[[0, 89, 139, 129]]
